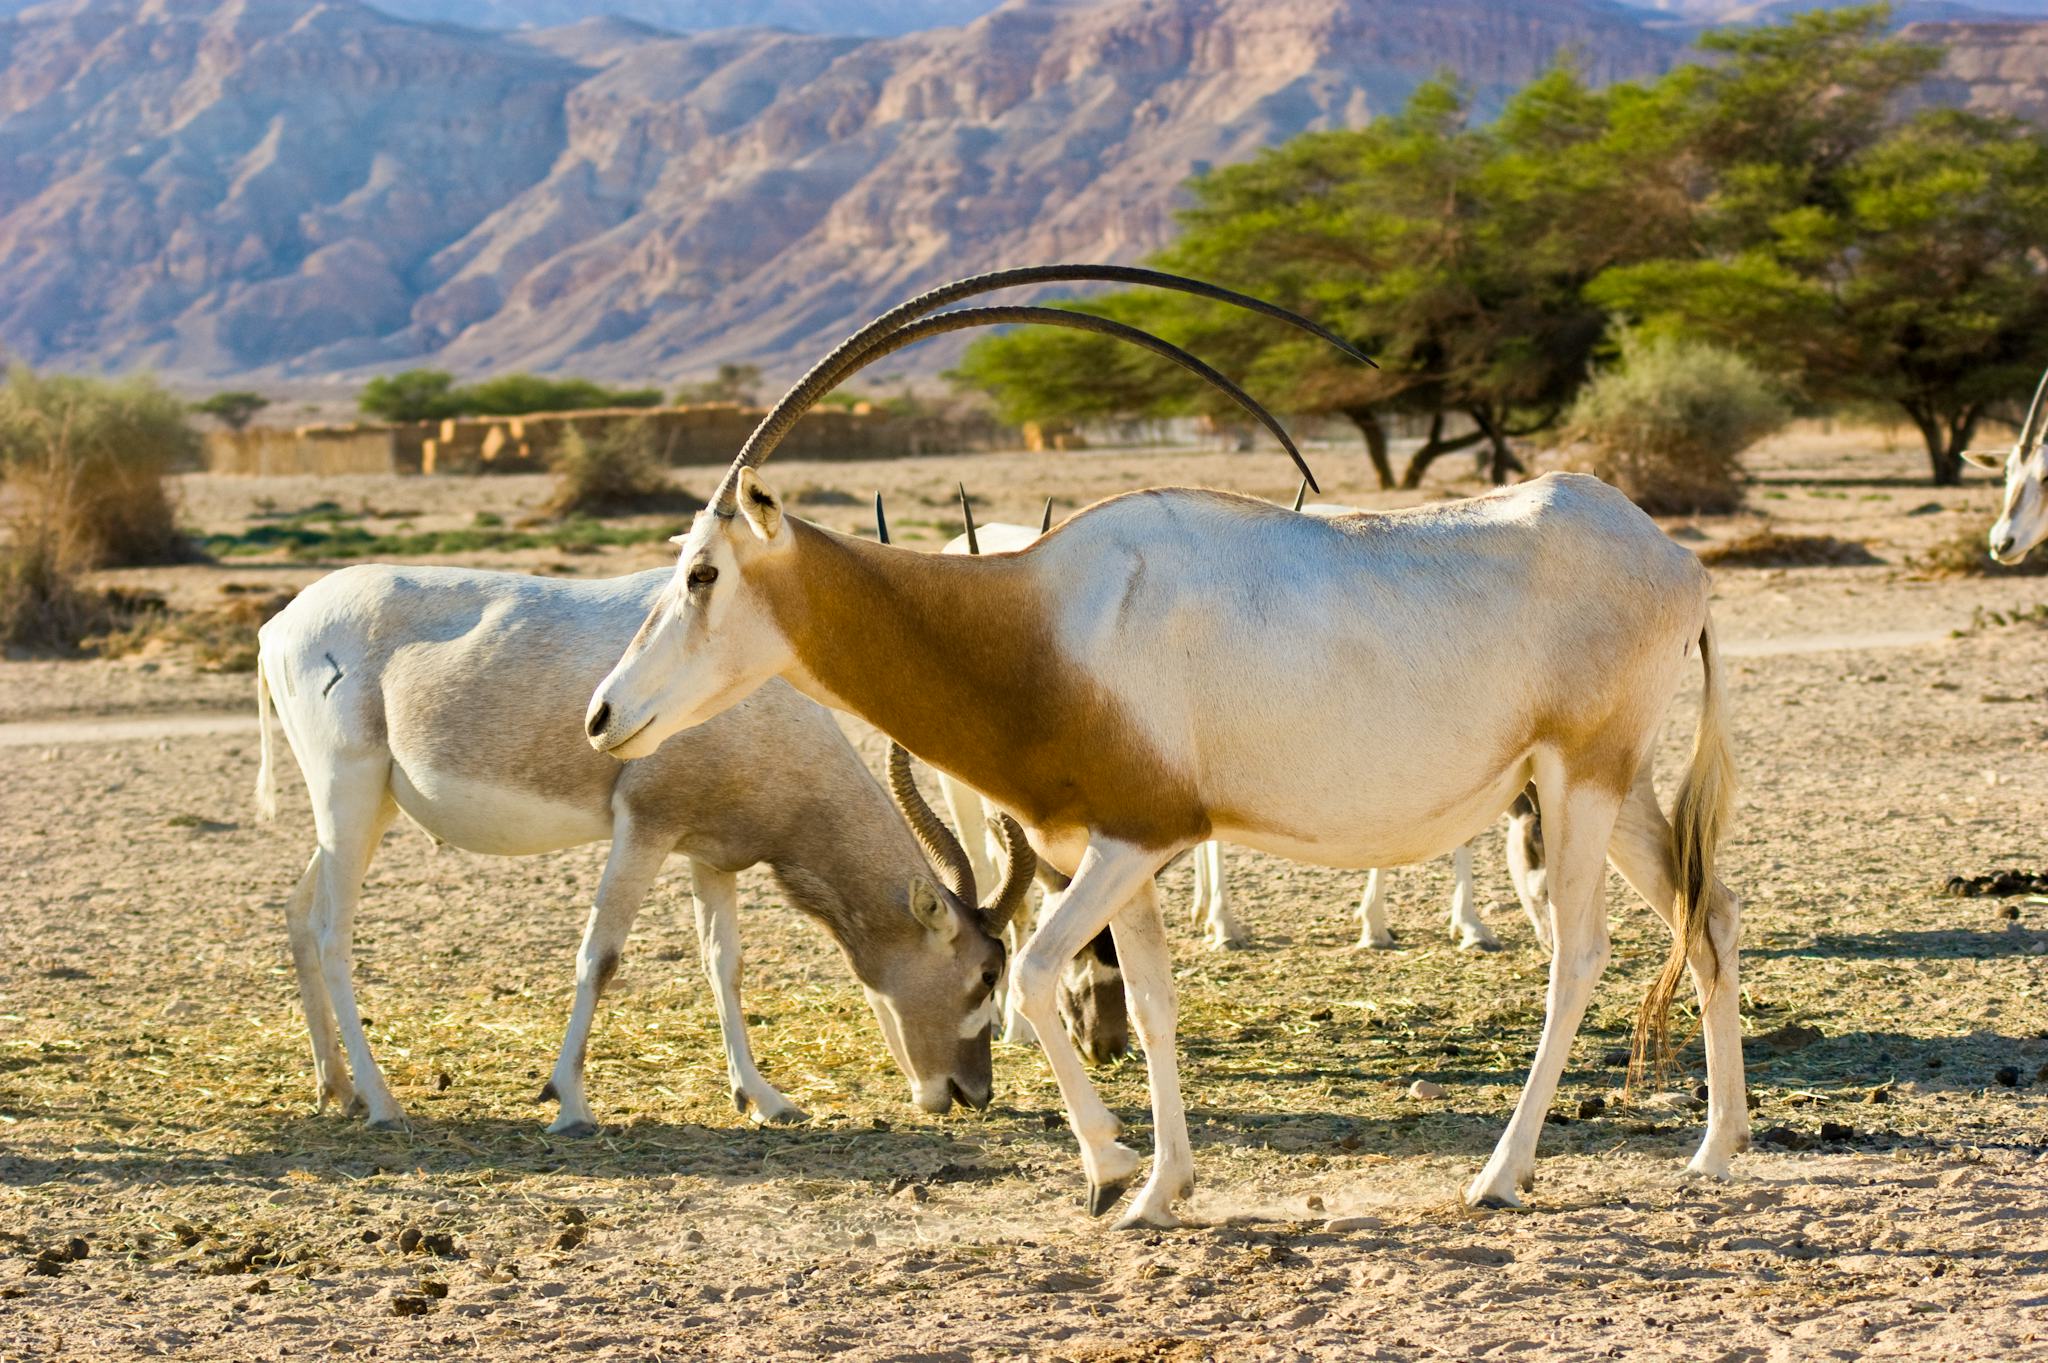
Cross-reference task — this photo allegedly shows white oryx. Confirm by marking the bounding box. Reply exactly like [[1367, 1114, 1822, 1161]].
[[255, 563, 1028, 1134], [944, 488, 1549, 957], [1965, 365, 2048, 563], [586, 264, 1746, 1224]]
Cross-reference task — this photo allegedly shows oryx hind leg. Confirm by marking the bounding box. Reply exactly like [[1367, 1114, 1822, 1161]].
[[1505, 788, 1551, 951], [306, 757, 402, 1128], [1354, 868, 1393, 949], [283, 852, 350, 1113], [687, 860, 807, 1124], [1467, 767, 1621, 1209], [1195, 841, 1245, 949], [542, 818, 669, 1136], [1106, 879, 1192, 1229], [1604, 766, 1749, 1179], [1013, 841, 1174, 1222]]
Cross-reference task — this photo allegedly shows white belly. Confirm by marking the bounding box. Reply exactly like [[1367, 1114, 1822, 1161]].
[[389, 765, 614, 856]]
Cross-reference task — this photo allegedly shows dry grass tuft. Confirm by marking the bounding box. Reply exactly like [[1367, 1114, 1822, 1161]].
[[1907, 525, 2048, 578], [544, 423, 702, 519], [1697, 530, 1883, 568], [91, 585, 296, 672]]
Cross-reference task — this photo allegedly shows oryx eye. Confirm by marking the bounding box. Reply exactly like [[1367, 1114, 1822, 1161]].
[[980, 968, 999, 992], [686, 564, 718, 590]]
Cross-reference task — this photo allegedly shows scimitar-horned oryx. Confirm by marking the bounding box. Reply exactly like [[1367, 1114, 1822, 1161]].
[[584, 264, 1746, 1226], [1965, 365, 2048, 564], [255, 563, 1031, 1133]]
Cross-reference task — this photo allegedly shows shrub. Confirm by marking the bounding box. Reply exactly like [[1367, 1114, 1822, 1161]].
[[1907, 525, 2048, 578], [360, 369, 664, 422], [1560, 333, 1789, 514], [192, 390, 270, 431], [544, 423, 693, 519]]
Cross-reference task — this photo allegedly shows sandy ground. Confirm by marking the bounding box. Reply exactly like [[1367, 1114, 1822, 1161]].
[[4, 431, 2048, 1361]]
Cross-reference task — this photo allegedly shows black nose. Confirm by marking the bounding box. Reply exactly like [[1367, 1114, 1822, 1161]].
[[950, 1078, 990, 1111], [1995, 535, 2018, 560], [586, 702, 610, 739]]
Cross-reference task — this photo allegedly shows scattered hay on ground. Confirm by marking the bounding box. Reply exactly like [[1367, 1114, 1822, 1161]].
[[1908, 525, 2048, 578], [89, 583, 295, 672], [1696, 529, 1883, 568]]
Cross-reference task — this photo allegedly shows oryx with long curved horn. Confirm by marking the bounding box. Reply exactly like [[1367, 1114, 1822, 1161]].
[[1964, 364, 2048, 563], [587, 263, 1745, 1225]]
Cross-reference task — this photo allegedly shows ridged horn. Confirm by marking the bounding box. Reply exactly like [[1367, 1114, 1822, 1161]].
[[980, 814, 1036, 935], [2021, 364, 2048, 453], [1039, 497, 1054, 535], [887, 742, 974, 904], [873, 491, 890, 545], [958, 483, 980, 554], [1291, 479, 1308, 512], [710, 264, 1374, 509]]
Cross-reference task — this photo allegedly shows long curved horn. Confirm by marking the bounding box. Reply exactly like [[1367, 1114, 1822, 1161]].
[[980, 814, 1036, 935], [873, 491, 890, 545], [785, 305, 1319, 490], [1039, 497, 1054, 535], [1291, 479, 1308, 512], [712, 264, 1373, 508], [2020, 364, 2048, 453], [958, 483, 980, 554], [887, 742, 975, 904]]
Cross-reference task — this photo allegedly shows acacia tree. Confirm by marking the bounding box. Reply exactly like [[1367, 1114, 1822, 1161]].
[[1587, 8, 2048, 485], [954, 73, 1629, 488]]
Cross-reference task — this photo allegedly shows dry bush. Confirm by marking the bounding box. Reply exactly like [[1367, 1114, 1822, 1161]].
[[1907, 525, 2048, 578], [1697, 529, 1883, 568], [0, 369, 200, 647], [1560, 333, 1789, 515], [543, 422, 698, 518]]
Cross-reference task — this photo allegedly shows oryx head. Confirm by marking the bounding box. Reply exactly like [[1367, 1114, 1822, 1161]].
[[1964, 365, 2048, 564], [856, 743, 1034, 1113], [585, 263, 1367, 763]]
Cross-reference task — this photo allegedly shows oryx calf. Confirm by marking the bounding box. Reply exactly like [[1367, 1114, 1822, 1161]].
[[255, 563, 1027, 1133]]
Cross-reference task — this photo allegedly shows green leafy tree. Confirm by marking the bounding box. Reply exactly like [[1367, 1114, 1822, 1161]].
[[1586, 7, 2048, 485], [359, 369, 464, 423], [193, 390, 269, 431], [462, 374, 662, 416], [675, 363, 763, 407]]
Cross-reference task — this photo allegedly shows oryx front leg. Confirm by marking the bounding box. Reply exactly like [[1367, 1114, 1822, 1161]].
[[543, 823, 666, 1137], [1606, 772, 1749, 1180], [690, 862, 806, 1124], [1467, 782, 1620, 1209], [1014, 841, 1172, 1220], [1106, 881, 1192, 1229], [1446, 842, 1499, 951]]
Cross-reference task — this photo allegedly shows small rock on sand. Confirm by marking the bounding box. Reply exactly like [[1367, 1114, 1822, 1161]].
[[1406, 1080, 1445, 1101]]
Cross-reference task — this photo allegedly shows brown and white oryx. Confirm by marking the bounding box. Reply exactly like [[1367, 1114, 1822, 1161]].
[[584, 264, 1747, 1226], [1964, 365, 2048, 563], [255, 563, 1031, 1134]]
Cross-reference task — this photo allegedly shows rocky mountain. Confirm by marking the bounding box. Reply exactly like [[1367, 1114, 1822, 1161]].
[[0, 0, 2041, 385]]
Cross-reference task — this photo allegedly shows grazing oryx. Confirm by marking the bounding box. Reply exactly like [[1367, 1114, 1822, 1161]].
[[585, 264, 1746, 1225], [255, 563, 1030, 1134], [925, 492, 1131, 1057], [1964, 365, 2048, 563]]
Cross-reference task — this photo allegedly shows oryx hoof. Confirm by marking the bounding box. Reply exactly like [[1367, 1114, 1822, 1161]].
[[1458, 936, 1503, 953], [1087, 1179, 1132, 1217], [750, 1099, 809, 1126], [363, 1112, 407, 1134], [547, 1117, 600, 1139]]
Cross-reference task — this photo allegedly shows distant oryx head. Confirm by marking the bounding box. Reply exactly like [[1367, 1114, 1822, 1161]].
[[863, 742, 1034, 1113], [585, 263, 1365, 760], [1964, 365, 2048, 564]]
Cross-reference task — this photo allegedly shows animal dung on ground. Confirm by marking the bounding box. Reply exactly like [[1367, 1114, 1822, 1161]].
[[1940, 869, 2048, 897]]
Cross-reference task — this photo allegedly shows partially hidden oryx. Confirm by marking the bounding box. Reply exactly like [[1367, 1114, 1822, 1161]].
[[1966, 365, 2048, 564], [944, 486, 1549, 958], [255, 563, 1030, 1134], [585, 264, 1747, 1225]]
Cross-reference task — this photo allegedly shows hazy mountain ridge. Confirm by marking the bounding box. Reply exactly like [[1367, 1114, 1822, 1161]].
[[1, 0, 2042, 383]]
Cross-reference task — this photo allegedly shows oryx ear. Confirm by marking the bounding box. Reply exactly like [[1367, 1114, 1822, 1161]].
[[908, 874, 956, 941], [736, 468, 785, 541], [1962, 448, 2008, 470]]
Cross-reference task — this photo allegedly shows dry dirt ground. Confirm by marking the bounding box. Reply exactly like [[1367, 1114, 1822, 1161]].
[[5, 431, 2048, 1361]]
